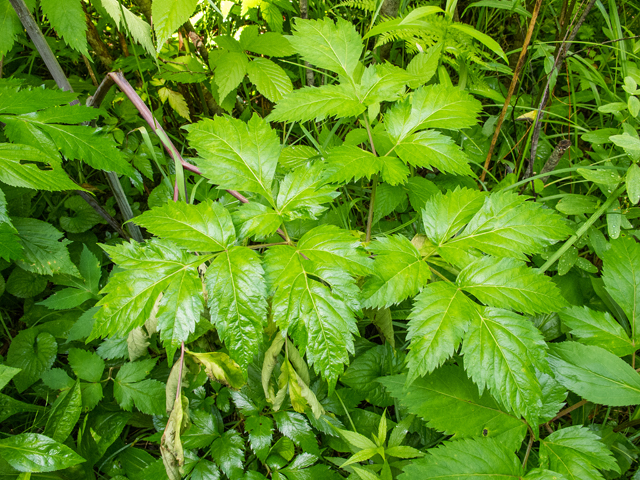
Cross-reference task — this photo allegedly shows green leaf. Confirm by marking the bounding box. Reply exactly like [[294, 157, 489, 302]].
[[0, 0, 22, 58], [0, 188, 21, 260], [13, 218, 79, 277], [385, 85, 482, 143], [100, 0, 155, 57], [538, 372, 567, 423], [626, 164, 640, 204], [215, 51, 249, 102], [457, 256, 567, 315], [187, 114, 279, 201], [91, 239, 204, 341], [79, 245, 101, 294], [361, 235, 431, 309], [399, 437, 523, 480], [7, 330, 57, 392], [273, 411, 319, 455], [449, 23, 508, 62], [323, 145, 382, 184], [0, 393, 45, 423], [462, 307, 546, 423], [152, 0, 199, 52], [232, 202, 282, 239], [422, 187, 486, 244], [240, 28, 295, 56], [277, 164, 338, 221], [406, 282, 479, 379], [0, 144, 81, 191], [67, 348, 105, 382], [0, 364, 21, 391], [182, 409, 219, 449], [205, 246, 267, 369], [548, 342, 640, 406], [135, 200, 235, 252], [539, 426, 619, 480], [247, 58, 293, 102], [40, 0, 88, 55], [189, 351, 246, 390], [446, 191, 572, 260], [210, 431, 245, 479], [404, 176, 439, 212], [0, 433, 85, 472], [191, 459, 220, 480], [265, 244, 359, 389], [5, 268, 47, 298], [266, 84, 366, 123], [246, 415, 274, 462], [381, 369, 527, 451], [559, 306, 635, 356], [395, 130, 474, 176], [601, 236, 640, 343], [357, 64, 413, 106], [406, 44, 441, 88], [114, 360, 165, 415], [38, 288, 94, 310], [372, 183, 406, 224], [524, 469, 570, 480], [44, 380, 82, 442], [288, 18, 363, 78]]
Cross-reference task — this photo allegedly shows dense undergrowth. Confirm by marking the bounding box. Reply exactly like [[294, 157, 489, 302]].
[[1, 0, 640, 478]]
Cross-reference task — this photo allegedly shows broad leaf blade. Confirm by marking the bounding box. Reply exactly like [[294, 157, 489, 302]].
[[0, 433, 85, 472], [395, 130, 474, 176]]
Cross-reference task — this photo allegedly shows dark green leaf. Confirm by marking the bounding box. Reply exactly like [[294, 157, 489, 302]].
[[44, 380, 82, 442], [210, 430, 244, 479], [7, 329, 57, 392]]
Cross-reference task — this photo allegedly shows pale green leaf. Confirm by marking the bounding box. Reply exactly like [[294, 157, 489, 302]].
[[231, 202, 282, 239], [240, 27, 295, 56], [548, 342, 640, 406], [406, 282, 478, 378], [40, 0, 88, 55], [323, 145, 382, 184], [540, 426, 619, 480], [385, 85, 482, 142], [399, 437, 523, 480], [247, 58, 293, 102], [205, 246, 267, 369], [152, 0, 199, 52], [215, 51, 249, 102], [134, 200, 235, 252], [559, 306, 636, 356], [187, 114, 279, 201], [422, 187, 486, 245], [462, 307, 547, 423], [381, 369, 527, 451], [288, 17, 363, 78], [0, 364, 21, 392], [395, 130, 474, 176], [276, 163, 338, 220], [100, 0, 155, 57], [457, 256, 567, 315], [626, 163, 640, 204], [266, 84, 366, 123], [361, 235, 431, 309]]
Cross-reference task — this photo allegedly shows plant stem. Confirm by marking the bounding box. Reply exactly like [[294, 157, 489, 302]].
[[175, 342, 185, 404], [550, 398, 589, 422], [539, 185, 625, 273], [362, 114, 379, 243], [522, 426, 535, 469]]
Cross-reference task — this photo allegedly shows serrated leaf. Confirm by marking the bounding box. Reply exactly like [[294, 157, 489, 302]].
[[276, 163, 338, 220], [559, 306, 635, 356], [215, 51, 249, 102], [385, 85, 482, 142], [406, 282, 478, 379], [422, 187, 486, 245], [135, 200, 235, 252], [241, 28, 295, 56], [404, 176, 439, 212], [38, 288, 94, 310], [246, 415, 273, 461], [548, 342, 640, 406], [6, 330, 57, 393], [361, 235, 431, 309], [0, 144, 81, 191], [539, 426, 619, 480], [406, 44, 441, 87], [232, 202, 282, 239], [288, 18, 363, 78], [457, 256, 567, 315], [152, 0, 199, 51], [114, 361, 165, 415], [372, 183, 406, 224], [247, 58, 293, 102], [0, 0, 22, 58], [100, 0, 155, 57], [601, 236, 640, 344], [0, 433, 86, 473], [266, 84, 366, 123], [538, 371, 567, 423], [381, 369, 527, 451], [395, 130, 474, 176], [0, 84, 78, 115], [91, 239, 204, 340], [67, 348, 105, 382], [446, 191, 572, 260], [399, 437, 523, 480], [449, 23, 507, 62], [182, 409, 219, 449], [210, 431, 244, 479], [159, 87, 190, 120], [273, 411, 319, 455], [0, 364, 21, 392], [187, 114, 279, 201], [323, 145, 383, 184], [462, 307, 547, 423], [40, 0, 88, 55], [265, 245, 358, 389], [205, 246, 267, 369], [44, 380, 82, 442], [357, 64, 413, 106]]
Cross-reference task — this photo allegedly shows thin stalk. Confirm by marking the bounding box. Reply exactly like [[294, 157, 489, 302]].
[[362, 115, 379, 243], [175, 342, 185, 404], [550, 398, 589, 422], [522, 426, 535, 469], [539, 185, 625, 273]]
